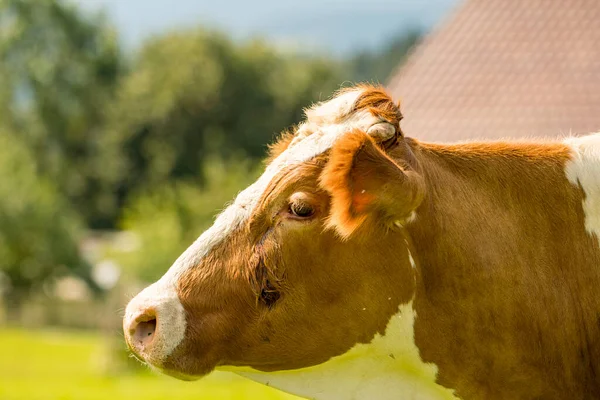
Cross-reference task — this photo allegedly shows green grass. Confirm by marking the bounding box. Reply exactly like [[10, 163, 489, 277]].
[[0, 328, 301, 400]]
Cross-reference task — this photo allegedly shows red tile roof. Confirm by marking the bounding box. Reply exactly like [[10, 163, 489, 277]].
[[387, 0, 600, 142]]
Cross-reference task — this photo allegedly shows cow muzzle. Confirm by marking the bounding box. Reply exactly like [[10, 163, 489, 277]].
[[123, 282, 187, 368]]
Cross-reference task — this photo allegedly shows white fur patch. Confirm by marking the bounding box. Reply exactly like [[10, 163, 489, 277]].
[[564, 133, 600, 243], [405, 239, 417, 270], [123, 281, 187, 366], [304, 89, 364, 124], [223, 301, 458, 400]]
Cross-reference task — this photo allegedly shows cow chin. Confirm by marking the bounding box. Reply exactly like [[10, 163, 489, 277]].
[[158, 366, 201, 381], [159, 341, 224, 380], [158, 360, 215, 381]]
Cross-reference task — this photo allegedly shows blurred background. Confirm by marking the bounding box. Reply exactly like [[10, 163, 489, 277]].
[[1, 0, 599, 399]]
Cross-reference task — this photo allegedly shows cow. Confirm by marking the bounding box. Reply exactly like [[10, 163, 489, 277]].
[[123, 84, 600, 399]]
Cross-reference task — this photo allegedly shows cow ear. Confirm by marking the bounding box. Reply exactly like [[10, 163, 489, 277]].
[[319, 129, 425, 239]]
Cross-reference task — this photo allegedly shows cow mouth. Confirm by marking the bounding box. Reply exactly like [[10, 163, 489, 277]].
[[124, 340, 205, 381]]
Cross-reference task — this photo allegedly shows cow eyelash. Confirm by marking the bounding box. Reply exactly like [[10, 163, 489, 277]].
[[288, 201, 314, 218]]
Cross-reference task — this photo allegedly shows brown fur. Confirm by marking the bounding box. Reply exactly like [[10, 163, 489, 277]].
[[407, 140, 600, 399], [319, 129, 423, 239], [135, 85, 600, 399], [170, 158, 416, 375], [352, 84, 403, 127]]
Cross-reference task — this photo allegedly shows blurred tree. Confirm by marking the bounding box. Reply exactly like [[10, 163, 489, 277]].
[[0, 132, 93, 320], [106, 30, 341, 202], [117, 157, 260, 282], [0, 0, 123, 228], [345, 30, 421, 84]]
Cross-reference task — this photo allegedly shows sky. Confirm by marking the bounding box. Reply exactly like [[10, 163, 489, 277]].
[[76, 0, 461, 54]]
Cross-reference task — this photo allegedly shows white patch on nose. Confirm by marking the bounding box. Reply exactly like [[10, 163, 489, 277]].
[[564, 133, 600, 244], [223, 301, 459, 400], [124, 280, 186, 367]]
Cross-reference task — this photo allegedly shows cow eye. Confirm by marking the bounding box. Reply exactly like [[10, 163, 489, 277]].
[[289, 201, 314, 218]]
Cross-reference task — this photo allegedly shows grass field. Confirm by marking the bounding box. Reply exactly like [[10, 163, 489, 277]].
[[0, 328, 301, 400]]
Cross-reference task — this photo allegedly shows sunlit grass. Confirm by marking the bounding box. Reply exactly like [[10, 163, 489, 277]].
[[0, 328, 301, 400]]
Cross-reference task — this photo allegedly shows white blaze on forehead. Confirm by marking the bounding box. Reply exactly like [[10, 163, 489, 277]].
[[158, 88, 388, 285], [564, 133, 600, 243]]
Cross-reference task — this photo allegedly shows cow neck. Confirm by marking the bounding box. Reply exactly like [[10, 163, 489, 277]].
[[402, 139, 579, 398]]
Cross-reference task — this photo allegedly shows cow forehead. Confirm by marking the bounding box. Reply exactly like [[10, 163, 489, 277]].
[[157, 88, 385, 285]]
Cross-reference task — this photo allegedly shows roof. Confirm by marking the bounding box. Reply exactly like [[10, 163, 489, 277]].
[[387, 0, 600, 142]]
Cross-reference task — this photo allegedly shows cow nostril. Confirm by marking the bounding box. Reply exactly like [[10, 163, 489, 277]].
[[135, 319, 156, 340], [130, 311, 157, 350]]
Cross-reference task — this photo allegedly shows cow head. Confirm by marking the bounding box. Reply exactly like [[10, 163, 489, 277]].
[[123, 85, 426, 381]]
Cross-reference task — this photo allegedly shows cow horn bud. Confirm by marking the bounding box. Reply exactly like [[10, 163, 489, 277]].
[[366, 122, 396, 142]]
